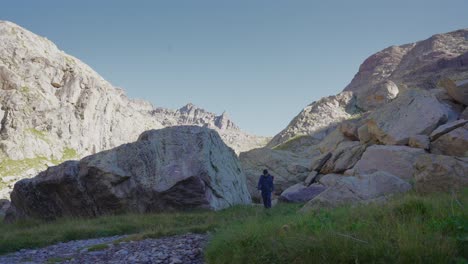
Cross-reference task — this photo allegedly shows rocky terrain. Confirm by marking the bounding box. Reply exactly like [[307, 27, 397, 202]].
[[6, 126, 251, 221], [243, 28, 468, 209], [0, 233, 207, 264], [0, 21, 267, 200]]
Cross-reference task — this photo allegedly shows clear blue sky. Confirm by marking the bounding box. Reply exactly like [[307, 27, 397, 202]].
[[2, 1, 468, 136]]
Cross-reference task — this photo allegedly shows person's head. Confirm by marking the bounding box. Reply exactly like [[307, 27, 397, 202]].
[[263, 169, 268, 175]]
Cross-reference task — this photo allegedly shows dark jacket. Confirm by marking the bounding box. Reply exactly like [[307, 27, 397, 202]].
[[257, 174, 274, 193]]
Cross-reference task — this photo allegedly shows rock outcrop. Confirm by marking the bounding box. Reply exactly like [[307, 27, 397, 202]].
[[364, 89, 449, 145], [430, 123, 468, 157], [414, 154, 468, 194], [5, 126, 251, 221], [0, 21, 267, 199], [267, 92, 357, 148], [344, 29, 468, 95], [351, 145, 425, 181], [301, 172, 412, 211]]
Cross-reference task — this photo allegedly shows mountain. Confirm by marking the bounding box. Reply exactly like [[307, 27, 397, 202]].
[[0, 21, 267, 199], [268, 29, 468, 148]]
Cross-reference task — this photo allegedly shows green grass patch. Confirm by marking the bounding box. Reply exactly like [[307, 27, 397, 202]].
[[27, 128, 50, 143], [205, 190, 468, 264], [272, 135, 311, 151], [0, 147, 78, 177]]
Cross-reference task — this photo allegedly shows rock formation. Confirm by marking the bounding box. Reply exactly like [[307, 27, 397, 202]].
[[0, 21, 267, 199], [5, 126, 251, 221], [244, 28, 468, 209]]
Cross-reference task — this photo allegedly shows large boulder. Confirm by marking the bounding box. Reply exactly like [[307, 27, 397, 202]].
[[356, 80, 399, 111], [365, 90, 449, 145], [430, 119, 468, 141], [430, 124, 468, 157], [239, 148, 315, 200], [301, 172, 411, 211], [352, 145, 425, 181], [320, 141, 368, 174], [279, 183, 326, 203], [439, 78, 468, 105], [5, 126, 251, 221], [414, 154, 468, 194]]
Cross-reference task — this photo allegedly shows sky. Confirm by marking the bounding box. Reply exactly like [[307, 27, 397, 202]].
[[1, 1, 468, 136]]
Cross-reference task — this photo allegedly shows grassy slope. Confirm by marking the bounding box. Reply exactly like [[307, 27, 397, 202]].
[[0, 190, 466, 263], [206, 190, 468, 264]]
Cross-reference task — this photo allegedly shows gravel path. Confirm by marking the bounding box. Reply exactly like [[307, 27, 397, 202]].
[[0, 233, 207, 264]]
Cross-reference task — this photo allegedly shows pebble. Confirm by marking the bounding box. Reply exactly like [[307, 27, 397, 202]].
[[0, 233, 207, 264]]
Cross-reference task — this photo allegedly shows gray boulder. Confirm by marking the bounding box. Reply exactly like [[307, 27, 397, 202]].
[[439, 78, 468, 105], [352, 145, 425, 181], [356, 80, 399, 111], [414, 154, 468, 194], [301, 171, 411, 211], [430, 119, 468, 141], [431, 124, 468, 157], [320, 141, 368, 174], [279, 183, 326, 203], [408, 135, 430, 150], [366, 90, 449, 145], [5, 126, 251, 221]]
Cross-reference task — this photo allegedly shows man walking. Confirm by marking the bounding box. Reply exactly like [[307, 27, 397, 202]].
[[257, 169, 274, 208]]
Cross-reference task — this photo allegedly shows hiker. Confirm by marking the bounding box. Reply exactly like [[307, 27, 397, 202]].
[[257, 169, 274, 208]]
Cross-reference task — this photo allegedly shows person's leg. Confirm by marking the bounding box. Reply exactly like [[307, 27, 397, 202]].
[[266, 192, 272, 208], [261, 192, 268, 208]]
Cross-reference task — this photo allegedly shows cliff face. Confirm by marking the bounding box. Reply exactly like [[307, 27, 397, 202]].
[[0, 21, 267, 199]]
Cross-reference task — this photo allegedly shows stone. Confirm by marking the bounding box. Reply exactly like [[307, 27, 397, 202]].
[[339, 121, 359, 141], [429, 119, 468, 141], [352, 145, 425, 181], [239, 147, 315, 200], [5, 126, 251, 221], [304, 171, 318, 186], [310, 153, 332, 172], [408, 135, 430, 150], [439, 78, 468, 105], [320, 141, 367, 174], [357, 124, 373, 144], [366, 90, 449, 145], [301, 171, 411, 211], [317, 128, 348, 154], [267, 91, 357, 148], [430, 124, 468, 157], [356, 80, 399, 110], [279, 183, 326, 203], [414, 154, 468, 194]]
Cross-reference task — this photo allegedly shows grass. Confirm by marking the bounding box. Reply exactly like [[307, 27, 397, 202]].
[[272, 135, 310, 150], [205, 190, 468, 264], [0, 205, 265, 255], [0, 147, 78, 177], [0, 190, 466, 263]]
